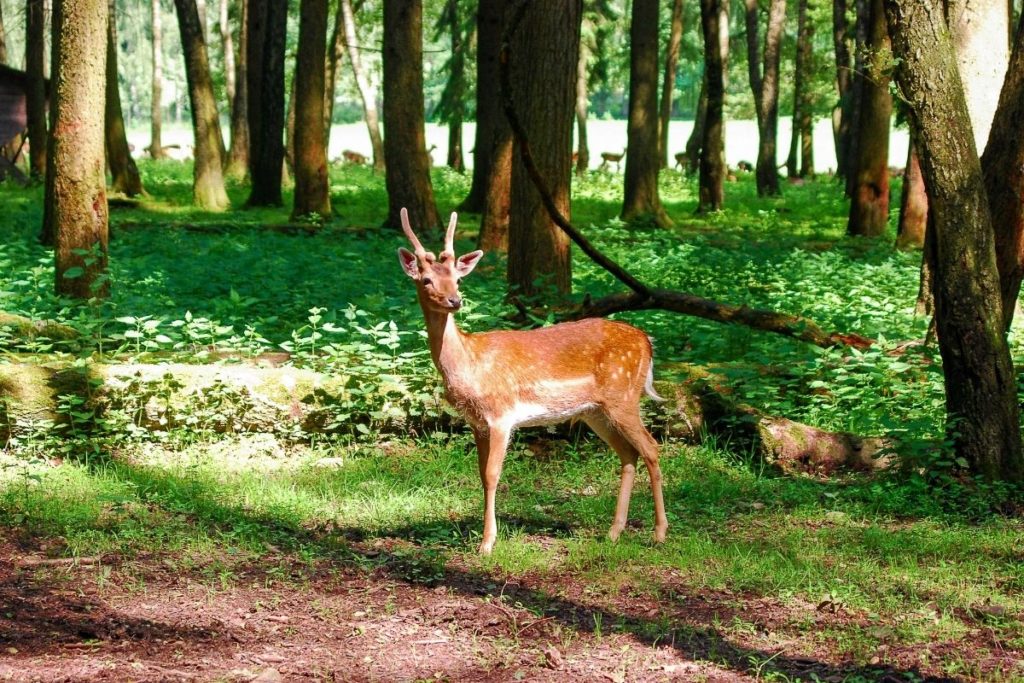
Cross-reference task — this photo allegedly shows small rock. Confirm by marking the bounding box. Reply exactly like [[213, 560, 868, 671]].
[[824, 511, 849, 523], [544, 645, 564, 670]]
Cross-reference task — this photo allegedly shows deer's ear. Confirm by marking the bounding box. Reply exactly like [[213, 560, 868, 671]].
[[456, 250, 484, 276], [398, 248, 420, 279]]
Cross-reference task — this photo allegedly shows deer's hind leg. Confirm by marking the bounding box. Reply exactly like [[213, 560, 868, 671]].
[[584, 413, 640, 542]]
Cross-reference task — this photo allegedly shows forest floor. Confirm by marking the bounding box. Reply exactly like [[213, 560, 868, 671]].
[[3, 521, 1015, 683]]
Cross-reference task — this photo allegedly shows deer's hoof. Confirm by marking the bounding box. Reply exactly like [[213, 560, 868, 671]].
[[477, 539, 495, 555], [607, 526, 623, 542], [653, 526, 668, 543]]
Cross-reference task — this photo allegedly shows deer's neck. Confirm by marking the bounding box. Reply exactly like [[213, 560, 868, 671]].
[[419, 299, 471, 383]]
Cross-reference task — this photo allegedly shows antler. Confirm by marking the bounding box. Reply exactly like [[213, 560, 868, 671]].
[[400, 207, 427, 257], [442, 212, 458, 259]]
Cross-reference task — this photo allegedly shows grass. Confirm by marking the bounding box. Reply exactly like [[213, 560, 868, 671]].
[[0, 153, 1022, 678]]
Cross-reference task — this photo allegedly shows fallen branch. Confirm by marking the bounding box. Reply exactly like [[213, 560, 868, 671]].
[[17, 556, 102, 568], [498, 7, 872, 350], [0, 359, 892, 476]]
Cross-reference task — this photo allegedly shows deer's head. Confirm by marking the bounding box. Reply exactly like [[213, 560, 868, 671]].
[[398, 208, 483, 313]]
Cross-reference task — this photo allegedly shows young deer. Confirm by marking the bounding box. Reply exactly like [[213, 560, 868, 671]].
[[397, 208, 668, 554]]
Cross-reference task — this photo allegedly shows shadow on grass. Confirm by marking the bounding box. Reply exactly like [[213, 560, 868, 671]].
[[1, 453, 958, 683]]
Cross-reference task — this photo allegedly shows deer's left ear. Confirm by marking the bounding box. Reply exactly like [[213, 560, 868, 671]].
[[398, 248, 420, 279], [456, 250, 484, 276]]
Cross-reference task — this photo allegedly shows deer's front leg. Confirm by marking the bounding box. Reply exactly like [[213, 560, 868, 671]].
[[474, 424, 509, 554]]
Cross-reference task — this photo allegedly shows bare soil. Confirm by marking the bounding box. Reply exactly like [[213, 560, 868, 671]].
[[0, 533, 1016, 682]]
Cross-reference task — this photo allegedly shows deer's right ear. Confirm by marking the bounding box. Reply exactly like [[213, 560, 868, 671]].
[[398, 248, 420, 280]]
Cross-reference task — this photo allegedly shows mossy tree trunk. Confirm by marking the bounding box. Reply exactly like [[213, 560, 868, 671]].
[[246, 0, 286, 206], [683, 77, 707, 174], [698, 0, 726, 212], [381, 0, 439, 231], [340, 0, 385, 174], [658, 0, 683, 170], [621, 0, 670, 227], [745, 0, 786, 196], [47, 0, 110, 299], [173, 0, 230, 211], [885, 0, 1023, 482], [896, 140, 927, 249], [26, 0, 48, 180], [506, 0, 580, 297], [574, 40, 590, 177], [292, 0, 331, 221], [149, 0, 167, 159], [225, 0, 249, 178], [787, 0, 814, 178], [846, 0, 890, 237], [105, 1, 145, 198]]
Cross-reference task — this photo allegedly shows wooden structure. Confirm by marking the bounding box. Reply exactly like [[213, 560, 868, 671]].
[[0, 64, 45, 184]]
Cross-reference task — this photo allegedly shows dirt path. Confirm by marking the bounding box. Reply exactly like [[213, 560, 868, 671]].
[[0, 534, 991, 681]]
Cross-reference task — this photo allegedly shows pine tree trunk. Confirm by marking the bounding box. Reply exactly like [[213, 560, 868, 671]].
[[173, 0, 230, 211], [382, 0, 439, 231], [622, 0, 669, 226], [461, 0, 505, 211], [292, 0, 331, 220], [885, 0, 1023, 482], [574, 43, 590, 177], [340, 0, 385, 174], [896, 140, 927, 249], [225, 0, 249, 178], [26, 0, 48, 179], [149, 0, 167, 159], [986, 12, 1024, 329], [47, 0, 109, 299], [832, 0, 852, 179], [246, 0, 286, 206], [105, 2, 144, 197], [659, 0, 684, 170], [846, 0, 890, 236], [507, 0, 580, 297], [684, 77, 707, 174], [699, 0, 726, 212]]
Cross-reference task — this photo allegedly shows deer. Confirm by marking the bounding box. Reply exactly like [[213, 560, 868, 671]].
[[397, 208, 668, 554], [341, 149, 369, 165], [599, 149, 626, 172]]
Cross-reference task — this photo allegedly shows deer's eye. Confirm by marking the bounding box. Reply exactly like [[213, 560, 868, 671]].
[[421, 277, 433, 287]]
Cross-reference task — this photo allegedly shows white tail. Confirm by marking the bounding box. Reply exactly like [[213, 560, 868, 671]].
[[398, 208, 668, 554]]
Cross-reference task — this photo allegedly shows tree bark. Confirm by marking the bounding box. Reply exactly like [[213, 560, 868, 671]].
[[225, 0, 249, 178], [340, 0, 385, 174], [382, 0, 438, 231], [843, 0, 868, 196], [149, 0, 167, 159], [832, 0, 853, 179], [787, 0, 814, 178], [506, 0, 580, 297], [987, 11, 1024, 329], [684, 77, 707, 175], [47, 0, 109, 299], [574, 38, 590, 177], [621, 0, 670, 227], [26, 0, 48, 179], [173, 0, 230, 211], [659, 0, 684, 170], [292, 0, 332, 220], [846, 0, 890, 236], [105, 2, 145, 197], [699, 0, 726, 212], [885, 0, 1023, 482], [439, 0, 466, 172], [746, 0, 786, 195], [219, 0, 236, 105], [0, 2, 7, 64], [462, 0, 505, 211], [246, 0, 286, 206], [896, 140, 927, 249]]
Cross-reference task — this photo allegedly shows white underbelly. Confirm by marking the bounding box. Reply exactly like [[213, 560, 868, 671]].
[[498, 401, 596, 430]]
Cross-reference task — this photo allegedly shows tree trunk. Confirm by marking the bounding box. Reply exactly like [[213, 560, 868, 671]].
[[846, 0, 890, 236], [0, 2, 7, 64], [843, 0, 868, 196], [832, 0, 853, 178], [506, 0, 580, 298], [440, 0, 466, 172], [26, 0, 48, 179], [746, 0, 786, 196], [173, 0, 230, 211], [896, 140, 927, 249], [382, 0, 438, 231], [340, 0, 385, 174], [659, 0, 684, 170], [325, 0, 342, 144], [574, 41, 590, 177], [987, 12, 1024, 328], [292, 0, 332, 220], [47, 0, 109, 299], [149, 0, 167, 159], [225, 0, 249, 178], [105, 2, 144, 197], [787, 0, 813, 178], [621, 0, 670, 227], [285, 71, 296, 173], [684, 77, 707, 174], [246, 0, 286, 206], [699, 0, 726, 212], [461, 0, 505, 211], [219, 0, 236, 105], [885, 0, 1023, 482]]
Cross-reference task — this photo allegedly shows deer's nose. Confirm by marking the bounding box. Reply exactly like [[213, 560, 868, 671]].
[[447, 295, 462, 309]]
